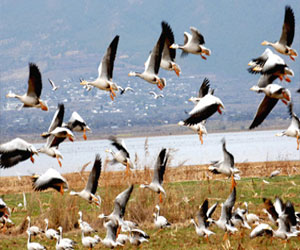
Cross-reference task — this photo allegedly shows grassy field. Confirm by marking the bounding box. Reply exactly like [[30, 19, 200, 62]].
[[1, 160, 300, 249]]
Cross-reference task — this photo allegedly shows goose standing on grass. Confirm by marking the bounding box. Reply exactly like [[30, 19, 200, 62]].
[[27, 230, 46, 250], [190, 199, 215, 238], [153, 205, 171, 229], [80, 35, 119, 100], [140, 148, 169, 203], [149, 91, 164, 99], [70, 154, 101, 206], [27, 216, 44, 236], [56, 226, 76, 249], [160, 21, 181, 76], [128, 24, 166, 90], [98, 185, 134, 227], [6, 63, 48, 111], [78, 211, 97, 235], [44, 219, 59, 240], [81, 229, 100, 249], [170, 26, 211, 59], [249, 84, 291, 129], [248, 48, 294, 82], [39, 104, 65, 166], [207, 188, 238, 237], [32, 168, 69, 195], [129, 228, 150, 246], [0, 138, 38, 169], [276, 103, 300, 150], [48, 78, 59, 91], [208, 138, 240, 189], [106, 136, 134, 176], [261, 6, 297, 61]]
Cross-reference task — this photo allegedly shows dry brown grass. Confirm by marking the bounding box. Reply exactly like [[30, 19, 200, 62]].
[[1, 160, 300, 195]]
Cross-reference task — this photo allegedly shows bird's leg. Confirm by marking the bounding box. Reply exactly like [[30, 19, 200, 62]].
[[56, 156, 62, 167], [281, 99, 288, 105], [110, 85, 116, 97], [116, 226, 121, 238], [297, 135, 299, 150], [284, 76, 291, 83], [110, 92, 114, 101], [39, 101, 48, 111], [173, 65, 180, 77], [159, 193, 163, 203], [126, 162, 130, 177], [231, 175, 237, 191], [278, 75, 283, 81], [30, 154, 35, 163], [223, 232, 228, 241], [83, 128, 87, 140], [289, 55, 295, 61], [198, 131, 203, 144], [217, 105, 223, 114], [59, 183, 64, 195], [205, 234, 209, 243], [200, 53, 207, 60], [67, 134, 74, 142]]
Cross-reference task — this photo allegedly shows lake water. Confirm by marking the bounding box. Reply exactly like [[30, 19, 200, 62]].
[[1, 130, 300, 177]]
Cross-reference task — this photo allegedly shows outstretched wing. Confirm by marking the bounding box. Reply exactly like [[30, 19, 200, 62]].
[[85, 154, 102, 194]]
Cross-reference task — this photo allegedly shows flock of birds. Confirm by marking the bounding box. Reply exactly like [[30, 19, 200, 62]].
[[0, 4, 300, 250]]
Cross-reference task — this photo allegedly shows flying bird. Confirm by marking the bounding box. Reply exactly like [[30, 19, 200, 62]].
[[140, 148, 169, 203], [48, 78, 59, 91], [64, 111, 91, 140], [183, 91, 224, 126], [208, 138, 240, 189], [160, 21, 181, 76], [98, 185, 134, 228], [80, 35, 120, 100], [106, 136, 134, 176], [128, 24, 166, 90], [261, 6, 297, 61], [248, 48, 294, 82], [32, 168, 69, 195], [6, 63, 48, 111], [249, 84, 291, 129], [70, 154, 102, 206], [276, 103, 300, 150], [170, 26, 211, 59], [0, 138, 38, 169], [118, 86, 134, 95], [149, 91, 164, 99]]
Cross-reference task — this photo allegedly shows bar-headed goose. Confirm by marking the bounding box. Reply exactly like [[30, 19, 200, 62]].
[[208, 138, 240, 189], [249, 84, 291, 129], [106, 136, 134, 175], [190, 199, 216, 238], [78, 211, 97, 235], [99, 220, 124, 248], [153, 205, 171, 229], [98, 185, 134, 227], [276, 103, 300, 150], [70, 154, 101, 206], [0, 138, 38, 169], [32, 168, 68, 195], [128, 25, 166, 90], [44, 218, 59, 240], [6, 63, 48, 111], [261, 6, 297, 61], [160, 21, 181, 76], [27, 230, 46, 250], [170, 26, 211, 59], [64, 112, 91, 140], [248, 48, 294, 82], [140, 148, 169, 203], [80, 35, 120, 100]]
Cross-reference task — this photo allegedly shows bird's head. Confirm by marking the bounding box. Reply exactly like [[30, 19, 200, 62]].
[[261, 41, 270, 46]]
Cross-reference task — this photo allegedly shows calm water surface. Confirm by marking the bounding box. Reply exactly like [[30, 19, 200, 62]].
[[1, 130, 300, 177]]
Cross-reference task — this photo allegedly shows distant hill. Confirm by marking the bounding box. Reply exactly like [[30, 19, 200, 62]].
[[0, 0, 299, 140]]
